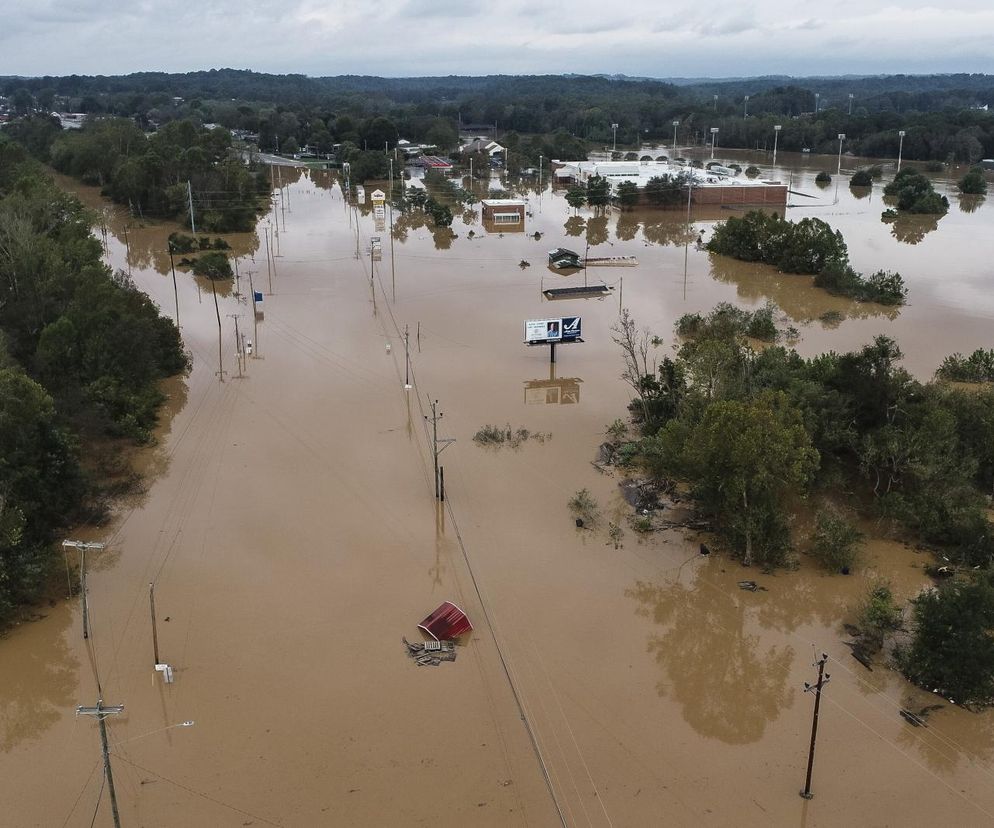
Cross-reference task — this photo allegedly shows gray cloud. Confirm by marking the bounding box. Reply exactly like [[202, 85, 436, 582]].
[[1, 0, 993, 77]]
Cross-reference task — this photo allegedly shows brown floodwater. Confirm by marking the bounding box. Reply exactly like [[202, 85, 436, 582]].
[[3, 152, 994, 826]]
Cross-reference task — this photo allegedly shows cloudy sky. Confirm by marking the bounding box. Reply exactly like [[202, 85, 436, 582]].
[[3, 0, 994, 78]]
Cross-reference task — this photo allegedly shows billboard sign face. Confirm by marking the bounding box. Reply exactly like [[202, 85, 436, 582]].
[[524, 317, 581, 345]]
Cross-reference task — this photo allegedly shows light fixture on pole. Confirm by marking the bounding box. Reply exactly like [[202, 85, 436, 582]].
[[897, 130, 906, 172], [710, 127, 719, 160], [773, 124, 782, 166], [814, 92, 820, 114], [713, 94, 718, 111], [611, 123, 619, 152], [848, 93, 854, 115], [672, 120, 679, 152], [744, 95, 749, 118], [837, 133, 846, 174], [538, 154, 543, 193]]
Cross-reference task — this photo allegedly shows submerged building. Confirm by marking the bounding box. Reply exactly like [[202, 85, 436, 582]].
[[552, 159, 787, 207]]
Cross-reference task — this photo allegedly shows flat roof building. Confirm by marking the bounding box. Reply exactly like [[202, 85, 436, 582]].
[[552, 159, 787, 207]]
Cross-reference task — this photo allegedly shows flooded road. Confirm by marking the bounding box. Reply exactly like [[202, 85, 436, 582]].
[[3, 152, 994, 826]]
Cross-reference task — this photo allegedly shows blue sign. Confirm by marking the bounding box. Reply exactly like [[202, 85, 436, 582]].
[[561, 316, 582, 341], [254, 291, 264, 303]]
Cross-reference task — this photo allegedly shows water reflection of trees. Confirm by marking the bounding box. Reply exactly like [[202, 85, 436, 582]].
[[564, 216, 586, 237], [708, 254, 901, 323], [432, 227, 457, 250], [627, 574, 795, 744], [958, 195, 985, 214], [616, 213, 640, 241], [586, 215, 609, 247], [391, 207, 431, 242], [0, 610, 78, 751], [885, 213, 943, 245], [642, 221, 697, 247]]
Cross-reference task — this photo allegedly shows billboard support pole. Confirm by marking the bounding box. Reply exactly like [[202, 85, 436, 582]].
[[550, 342, 556, 364]]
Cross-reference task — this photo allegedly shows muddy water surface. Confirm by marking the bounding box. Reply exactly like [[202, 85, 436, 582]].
[[3, 154, 994, 826]]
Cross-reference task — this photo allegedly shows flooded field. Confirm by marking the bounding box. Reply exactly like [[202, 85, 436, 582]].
[[3, 151, 994, 826]]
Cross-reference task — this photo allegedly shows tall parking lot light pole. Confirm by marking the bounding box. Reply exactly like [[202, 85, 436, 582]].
[[672, 120, 679, 153], [773, 124, 782, 166], [611, 123, 619, 152], [897, 130, 906, 172], [744, 95, 749, 117], [710, 127, 719, 160], [837, 133, 846, 174]]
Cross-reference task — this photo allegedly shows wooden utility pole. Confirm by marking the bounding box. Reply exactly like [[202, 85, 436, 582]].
[[167, 243, 180, 326], [228, 314, 244, 378], [404, 324, 411, 389], [62, 540, 106, 640], [187, 180, 196, 233], [424, 399, 455, 500], [800, 652, 831, 799], [247, 270, 259, 357], [210, 278, 225, 381], [149, 583, 160, 666], [77, 701, 124, 828], [264, 226, 273, 294]]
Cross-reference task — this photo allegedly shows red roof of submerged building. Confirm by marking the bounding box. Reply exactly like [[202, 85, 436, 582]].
[[418, 601, 473, 640]]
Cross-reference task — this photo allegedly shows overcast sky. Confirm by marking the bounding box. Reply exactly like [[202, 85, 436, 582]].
[[3, 0, 994, 78]]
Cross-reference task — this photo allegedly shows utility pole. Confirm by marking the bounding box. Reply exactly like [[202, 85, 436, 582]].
[[404, 324, 412, 389], [424, 399, 455, 500], [78, 701, 124, 828], [247, 270, 259, 356], [264, 225, 273, 294], [800, 652, 831, 800], [233, 257, 241, 298], [166, 242, 180, 326], [210, 278, 225, 381], [62, 540, 106, 640], [187, 180, 196, 233], [149, 583, 160, 666], [122, 224, 132, 277], [228, 314, 244, 378]]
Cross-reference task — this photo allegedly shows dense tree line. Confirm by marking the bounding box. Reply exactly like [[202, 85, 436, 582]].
[[4, 70, 992, 164], [0, 137, 187, 626], [611, 307, 994, 701], [6, 116, 270, 231], [707, 211, 907, 304]]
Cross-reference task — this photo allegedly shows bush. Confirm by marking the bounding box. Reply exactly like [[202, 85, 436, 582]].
[[868, 165, 884, 180], [936, 349, 994, 383], [568, 489, 600, 525], [191, 251, 232, 280], [809, 505, 862, 572], [898, 572, 994, 704], [814, 262, 907, 306], [957, 168, 988, 195], [745, 166, 760, 177], [850, 169, 873, 187], [884, 169, 949, 214], [857, 581, 903, 650], [815, 171, 832, 185]]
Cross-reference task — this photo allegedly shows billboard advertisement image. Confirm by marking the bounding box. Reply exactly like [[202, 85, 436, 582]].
[[524, 317, 582, 344]]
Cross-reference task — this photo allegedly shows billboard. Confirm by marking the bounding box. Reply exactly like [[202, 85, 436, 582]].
[[524, 316, 582, 345]]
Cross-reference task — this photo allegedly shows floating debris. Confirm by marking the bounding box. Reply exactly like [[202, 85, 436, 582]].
[[737, 580, 768, 592], [403, 637, 457, 667]]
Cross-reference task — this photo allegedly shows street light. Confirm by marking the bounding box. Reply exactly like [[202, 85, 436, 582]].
[[611, 123, 619, 152], [710, 127, 719, 160], [897, 130, 906, 172], [744, 95, 749, 118], [848, 93, 854, 116], [773, 124, 782, 166], [672, 120, 679, 153], [814, 92, 820, 114], [837, 133, 846, 174]]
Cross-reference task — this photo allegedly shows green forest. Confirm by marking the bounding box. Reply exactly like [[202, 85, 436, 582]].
[[611, 307, 994, 702], [4, 69, 993, 164], [0, 136, 187, 626]]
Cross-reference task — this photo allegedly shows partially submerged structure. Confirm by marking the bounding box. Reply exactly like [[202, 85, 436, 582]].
[[481, 198, 526, 229], [418, 601, 473, 640], [552, 159, 787, 207], [548, 248, 582, 269]]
